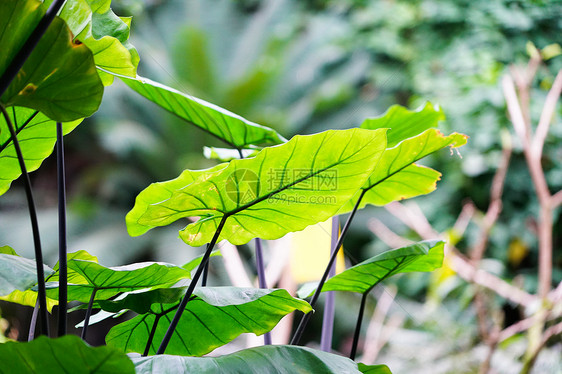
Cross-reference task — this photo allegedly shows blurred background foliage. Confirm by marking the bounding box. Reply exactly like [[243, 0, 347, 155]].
[[0, 0, 561, 372]]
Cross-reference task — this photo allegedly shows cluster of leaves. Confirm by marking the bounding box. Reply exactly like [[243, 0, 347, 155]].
[[0, 0, 468, 372]]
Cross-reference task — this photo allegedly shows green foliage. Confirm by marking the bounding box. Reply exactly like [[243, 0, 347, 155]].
[[0, 335, 135, 374], [131, 345, 389, 374], [0, 248, 54, 296], [106, 287, 311, 356], [127, 128, 388, 246], [0, 0, 103, 121]]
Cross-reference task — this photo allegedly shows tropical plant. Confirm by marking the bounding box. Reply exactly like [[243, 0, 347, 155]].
[[0, 0, 467, 372]]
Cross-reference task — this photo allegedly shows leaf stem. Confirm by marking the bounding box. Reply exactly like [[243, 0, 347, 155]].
[[56, 122, 67, 337], [0, 0, 67, 97], [81, 288, 97, 340], [350, 292, 368, 360], [1, 105, 49, 337], [290, 190, 367, 345], [157, 215, 229, 354], [28, 300, 39, 341], [143, 314, 162, 356], [255, 238, 272, 345], [320, 216, 339, 351]]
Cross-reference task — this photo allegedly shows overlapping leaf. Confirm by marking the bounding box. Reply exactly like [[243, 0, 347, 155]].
[[301, 241, 444, 297], [0, 335, 135, 374], [0, 0, 103, 121], [50, 0, 139, 85], [45, 260, 191, 303], [131, 345, 390, 373], [106, 287, 312, 356], [339, 129, 467, 213], [0, 107, 82, 195], [116, 74, 287, 148], [127, 128, 388, 246]]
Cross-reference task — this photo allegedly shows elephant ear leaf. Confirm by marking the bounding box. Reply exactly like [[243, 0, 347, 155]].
[[0, 0, 103, 121], [131, 345, 384, 373], [127, 128, 388, 246], [300, 240, 445, 297], [115, 74, 287, 148]]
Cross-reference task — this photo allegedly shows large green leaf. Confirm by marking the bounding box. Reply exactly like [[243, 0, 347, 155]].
[[0, 107, 81, 195], [45, 260, 191, 303], [49, 0, 139, 85], [0, 250, 54, 296], [106, 287, 312, 356], [360, 102, 445, 147], [116, 74, 287, 148], [0, 335, 135, 374], [340, 129, 467, 213], [0, 0, 103, 121], [131, 345, 390, 373], [302, 240, 445, 297], [127, 128, 388, 246]]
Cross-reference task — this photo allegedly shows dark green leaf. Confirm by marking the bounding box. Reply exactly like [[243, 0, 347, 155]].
[[0, 0, 104, 121], [131, 345, 378, 373], [116, 74, 286, 148], [127, 128, 388, 246], [106, 287, 311, 356], [358, 363, 393, 374], [0, 335, 135, 374]]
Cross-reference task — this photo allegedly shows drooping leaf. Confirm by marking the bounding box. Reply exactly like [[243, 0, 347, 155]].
[[339, 129, 467, 213], [360, 102, 445, 147], [115, 73, 287, 148], [0, 107, 82, 195], [106, 287, 312, 356], [0, 335, 135, 374], [182, 250, 221, 275], [127, 128, 388, 246], [0, 0, 104, 121], [0, 252, 54, 296], [49, 0, 139, 85], [300, 241, 445, 297], [45, 260, 191, 303], [50, 249, 100, 284], [131, 345, 386, 374]]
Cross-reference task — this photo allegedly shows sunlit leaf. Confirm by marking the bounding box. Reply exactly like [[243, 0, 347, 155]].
[[0, 251, 53, 296], [45, 260, 191, 303], [107, 287, 311, 356], [115, 74, 287, 148], [360, 102, 445, 147], [358, 363, 393, 374], [300, 241, 444, 297], [127, 128, 387, 246], [0, 107, 82, 195], [131, 345, 386, 373], [340, 129, 467, 213], [49, 0, 139, 85], [0, 0, 103, 121], [0, 335, 135, 374], [203, 146, 258, 161]]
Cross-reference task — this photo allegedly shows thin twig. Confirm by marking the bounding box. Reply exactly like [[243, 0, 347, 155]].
[[532, 70, 562, 156]]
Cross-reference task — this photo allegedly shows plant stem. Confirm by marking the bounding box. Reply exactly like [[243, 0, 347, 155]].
[[350, 292, 368, 360], [1, 105, 49, 337], [201, 245, 210, 286], [81, 288, 97, 340], [56, 122, 67, 337], [254, 238, 272, 345], [0, 0, 67, 97], [28, 301, 39, 341], [143, 315, 162, 356], [157, 215, 228, 354], [291, 190, 366, 345], [320, 216, 339, 352]]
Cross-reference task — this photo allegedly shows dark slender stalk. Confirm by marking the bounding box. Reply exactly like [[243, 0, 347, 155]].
[[28, 300, 40, 341], [0, 0, 67, 97], [56, 122, 67, 337], [157, 215, 229, 354], [350, 292, 368, 360], [81, 288, 97, 340], [290, 190, 367, 345], [254, 238, 272, 345], [143, 315, 162, 356], [201, 244, 210, 286], [1, 105, 49, 337], [320, 216, 339, 351]]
